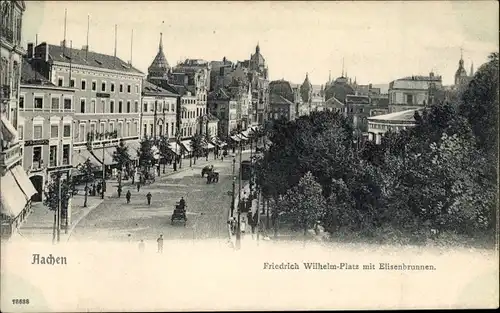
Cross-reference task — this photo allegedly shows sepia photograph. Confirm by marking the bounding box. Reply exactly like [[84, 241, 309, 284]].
[[1, 0, 499, 311]]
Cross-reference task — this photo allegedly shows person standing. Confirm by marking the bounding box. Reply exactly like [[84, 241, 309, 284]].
[[146, 192, 152, 206], [117, 185, 122, 198], [157, 234, 163, 253], [126, 190, 131, 204], [137, 182, 140, 192]]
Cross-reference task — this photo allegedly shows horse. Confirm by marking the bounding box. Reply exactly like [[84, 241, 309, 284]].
[[201, 165, 213, 177]]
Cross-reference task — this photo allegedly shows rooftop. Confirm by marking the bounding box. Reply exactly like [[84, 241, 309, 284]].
[[367, 109, 423, 122], [142, 80, 178, 97], [42, 43, 143, 74]]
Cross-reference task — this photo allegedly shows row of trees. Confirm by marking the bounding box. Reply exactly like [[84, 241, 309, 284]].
[[255, 53, 498, 244]]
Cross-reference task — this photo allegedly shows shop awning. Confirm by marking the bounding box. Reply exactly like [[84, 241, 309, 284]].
[[92, 147, 116, 166], [1, 114, 18, 143], [11, 166, 37, 198], [1, 171, 28, 218], [168, 142, 182, 156], [237, 133, 248, 141], [180, 140, 192, 152], [230, 135, 241, 142], [72, 149, 99, 168], [241, 130, 251, 138]]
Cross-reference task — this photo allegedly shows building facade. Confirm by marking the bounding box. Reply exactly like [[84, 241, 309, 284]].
[[27, 41, 144, 166], [1, 0, 39, 239], [367, 109, 421, 144], [388, 73, 443, 113], [207, 88, 238, 138], [141, 80, 178, 141]]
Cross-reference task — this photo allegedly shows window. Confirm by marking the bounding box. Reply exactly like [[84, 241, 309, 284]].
[[81, 80, 86, 90], [126, 101, 131, 113], [119, 83, 123, 93], [133, 121, 138, 136], [51, 97, 60, 110], [406, 94, 413, 105], [158, 124, 163, 136], [150, 124, 154, 136], [64, 98, 72, 110], [49, 145, 58, 167], [92, 81, 97, 91], [70, 79, 75, 88], [58, 78, 63, 87], [143, 102, 148, 112], [18, 125, 23, 140], [111, 83, 115, 92], [90, 123, 96, 135], [118, 101, 123, 113], [101, 82, 106, 92], [101, 99, 106, 113], [134, 101, 138, 112], [135, 85, 139, 93], [117, 123, 122, 137], [33, 146, 42, 168], [63, 124, 71, 137], [127, 85, 131, 93], [80, 99, 86, 113], [34, 96, 43, 109], [91, 99, 96, 113], [50, 125, 58, 138], [100, 123, 105, 134], [126, 123, 130, 137], [109, 123, 114, 133], [143, 124, 147, 137], [34, 125, 43, 139], [79, 124, 85, 142], [171, 123, 174, 136], [19, 96, 24, 109], [110, 100, 115, 113], [62, 144, 70, 165]]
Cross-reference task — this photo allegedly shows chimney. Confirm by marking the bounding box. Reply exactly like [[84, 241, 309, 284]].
[[44, 42, 49, 62], [27, 43, 34, 59]]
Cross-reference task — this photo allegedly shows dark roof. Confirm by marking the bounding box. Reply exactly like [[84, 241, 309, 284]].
[[142, 80, 178, 97], [170, 84, 188, 96], [45, 43, 143, 74], [208, 88, 232, 101], [20, 59, 54, 86], [345, 95, 370, 105], [325, 96, 344, 107], [270, 93, 294, 106], [269, 80, 294, 102]]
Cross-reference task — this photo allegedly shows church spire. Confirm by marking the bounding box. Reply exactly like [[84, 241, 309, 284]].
[[341, 58, 345, 77], [159, 32, 163, 51], [328, 70, 331, 83], [470, 62, 474, 76]]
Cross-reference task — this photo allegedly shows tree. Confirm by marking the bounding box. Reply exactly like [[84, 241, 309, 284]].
[[138, 136, 154, 172], [158, 135, 174, 173], [190, 133, 203, 164], [112, 139, 130, 189], [76, 158, 96, 207], [280, 172, 326, 236], [43, 172, 72, 242]]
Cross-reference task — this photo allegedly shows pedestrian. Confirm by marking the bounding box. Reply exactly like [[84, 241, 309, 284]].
[[126, 190, 131, 204], [146, 192, 152, 205], [97, 182, 101, 195], [131, 173, 135, 185], [117, 186, 122, 198], [157, 234, 163, 253], [127, 233, 132, 243], [137, 182, 140, 192], [92, 184, 96, 196], [138, 239, 145, 253]]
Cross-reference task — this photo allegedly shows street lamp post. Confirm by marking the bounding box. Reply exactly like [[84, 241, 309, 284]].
[[231, 158, 236, 217], [235, 139, 242, 250], [101, 142, 105, 199]]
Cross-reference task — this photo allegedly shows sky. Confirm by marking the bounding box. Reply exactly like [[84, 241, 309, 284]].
[[22, 1, 498, 88]]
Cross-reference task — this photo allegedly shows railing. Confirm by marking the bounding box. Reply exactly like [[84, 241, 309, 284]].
[[0, 142, 22, 168]]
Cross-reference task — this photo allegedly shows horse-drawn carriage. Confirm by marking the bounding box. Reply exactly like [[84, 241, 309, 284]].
[[171, 203, 187, 226], [201, 165, 219, 184]]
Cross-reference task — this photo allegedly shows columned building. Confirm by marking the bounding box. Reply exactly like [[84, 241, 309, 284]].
[[388, 73, 442, 113], [367, 109, 421, 144]]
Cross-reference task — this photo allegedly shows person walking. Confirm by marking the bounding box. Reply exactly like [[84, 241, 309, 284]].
[[137, 182, 140, 192], [146, 192, 152, 206], [138, 239, 145, 253], [157, 234, 163, 253], [117, 185, 122, 198], [126, 190, 131, 204]]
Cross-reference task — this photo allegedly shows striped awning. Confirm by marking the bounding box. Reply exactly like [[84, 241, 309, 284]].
[[180, 140, 192, 152], [92, 147, 116, 165], [168, 142, 182, 156], [72, 149, 99, 168], [1, 114, 18, 143], [127, 140, 140, 160], [1, 171, 28, 218], [11, 165, 37, 198], [230, 135, 241, 142]]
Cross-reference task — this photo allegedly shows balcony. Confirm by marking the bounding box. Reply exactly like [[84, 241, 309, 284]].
[[1, 27, 14, 43], [1, 85, 10, 101], [0, 141, 22, 170]]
